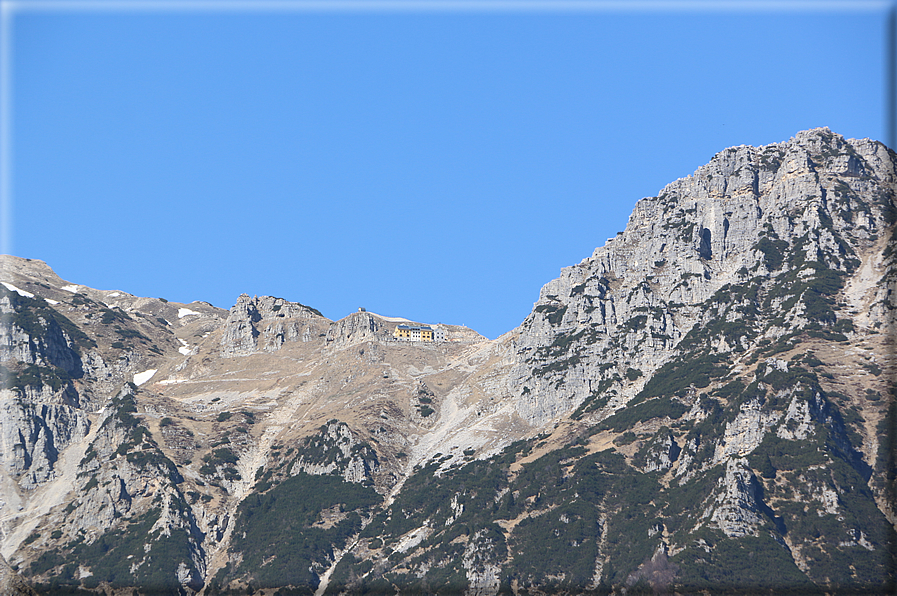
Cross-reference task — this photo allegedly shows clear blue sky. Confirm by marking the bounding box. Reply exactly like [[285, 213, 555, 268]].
[[4, 1, 893, 339]]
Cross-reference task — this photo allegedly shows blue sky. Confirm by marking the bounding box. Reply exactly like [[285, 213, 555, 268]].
[[3, 1, 894, 339]]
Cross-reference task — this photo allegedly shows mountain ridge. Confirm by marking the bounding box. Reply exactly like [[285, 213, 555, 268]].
[[0, 127, 894, 595]]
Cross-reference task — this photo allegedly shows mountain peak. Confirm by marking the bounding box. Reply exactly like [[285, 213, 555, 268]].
[[1, 129, 894, 595]]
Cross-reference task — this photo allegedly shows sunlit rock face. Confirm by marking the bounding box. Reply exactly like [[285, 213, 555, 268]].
[[220, 294, 327, 357], [508, 128, 895, 427]]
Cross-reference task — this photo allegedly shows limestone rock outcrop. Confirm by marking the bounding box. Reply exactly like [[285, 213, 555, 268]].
[[0, 396, 90, 488], [325, 312, 391, 348], [507, 128, 896, 426], [220, 294, 327, 357], [289, 421, 380, 485], [702, 458, 766, 538]]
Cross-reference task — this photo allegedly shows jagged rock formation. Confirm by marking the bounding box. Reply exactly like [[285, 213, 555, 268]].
[[325, 311, 391, 348], [701, 458, 766, 538], [0, 398, 90, 488], [509, 128, 894, 427], [0, 128, 894, 595], [220, 294, 327, 357], [287, 420, 380, 484]]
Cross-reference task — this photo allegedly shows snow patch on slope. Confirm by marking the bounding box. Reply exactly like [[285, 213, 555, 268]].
[[1, 282, 34, 298], [370, 312, 414, 323], [134, 369, 157, 386], [177, 338, 193, 356]]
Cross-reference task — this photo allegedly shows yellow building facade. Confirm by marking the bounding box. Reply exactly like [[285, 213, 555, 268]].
[[393, 325, 439, 342]]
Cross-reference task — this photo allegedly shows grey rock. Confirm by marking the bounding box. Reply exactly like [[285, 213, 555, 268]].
[[325, 312, 391, 348], [0, 392, 90, 489], [220, 294, 326, 357], [638, 429, 682, 473], [504, 128, 897, 426], [0, 294, 83, 379], [701, 458, 765, 538], [289, 421, 379, 484]]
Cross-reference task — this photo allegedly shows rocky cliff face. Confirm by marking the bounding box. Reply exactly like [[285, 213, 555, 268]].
[[508, 128, 894, 427], [220, 294, 327, 357], [0, 128, 893, 596]]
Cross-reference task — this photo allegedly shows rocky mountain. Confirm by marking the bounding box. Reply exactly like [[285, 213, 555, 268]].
[[0, 127, 894, 595]]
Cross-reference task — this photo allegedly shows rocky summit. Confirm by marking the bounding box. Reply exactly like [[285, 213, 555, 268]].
[[0, 127, 895, 595]]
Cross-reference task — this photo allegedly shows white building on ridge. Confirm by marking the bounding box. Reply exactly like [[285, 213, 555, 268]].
[[393, 324, 446, 342]]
